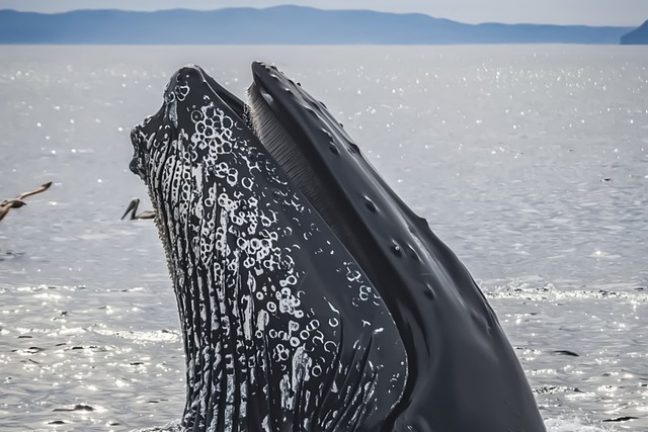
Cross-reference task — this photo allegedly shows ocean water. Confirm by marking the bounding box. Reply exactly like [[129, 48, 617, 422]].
[[0, 45, 646, 431]]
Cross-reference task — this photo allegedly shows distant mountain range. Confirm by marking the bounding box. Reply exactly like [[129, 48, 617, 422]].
[[0, 6, 641, 45], [621, 20, 648, 44]]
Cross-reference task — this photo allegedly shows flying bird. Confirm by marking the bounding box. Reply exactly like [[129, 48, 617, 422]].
[[0, 182, 52, 223]]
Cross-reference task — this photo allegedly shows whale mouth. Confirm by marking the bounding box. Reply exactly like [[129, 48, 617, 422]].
[[128, 63, 545, 432], [246, 65, 375, 280], [128, 62, 394, 330], [128, 63, 412, 430], [241, 64, 390, 304], [128, 62, 449, 425], [129, 65, 247, 183], [128, 64, 379, 276]]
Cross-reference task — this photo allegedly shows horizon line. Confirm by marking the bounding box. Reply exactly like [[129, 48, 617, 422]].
[[0, 5, 642, 29]]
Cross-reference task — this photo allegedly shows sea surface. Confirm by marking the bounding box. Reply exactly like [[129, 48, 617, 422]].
[[0, 46, 646, 431]]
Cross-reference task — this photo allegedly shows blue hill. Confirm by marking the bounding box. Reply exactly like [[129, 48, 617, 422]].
[[621, 20, 648, 44], [0, 6, 634, 45]]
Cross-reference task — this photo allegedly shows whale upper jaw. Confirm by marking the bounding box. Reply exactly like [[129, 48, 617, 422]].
[[249, 61, 545, 432]]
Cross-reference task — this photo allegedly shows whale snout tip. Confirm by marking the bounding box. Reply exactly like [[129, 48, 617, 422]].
[[251, 61, 267, 72], [175, 64, 205, 81], [251, 61, 277, 80], [170, 65, 210, 90]]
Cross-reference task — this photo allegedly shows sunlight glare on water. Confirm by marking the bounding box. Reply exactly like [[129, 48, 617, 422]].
[[0, 46, 647, 431]]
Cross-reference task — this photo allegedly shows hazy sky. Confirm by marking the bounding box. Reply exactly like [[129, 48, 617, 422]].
[[1, 0, 647, 26]]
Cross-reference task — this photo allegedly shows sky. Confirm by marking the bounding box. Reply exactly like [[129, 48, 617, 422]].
[[0, 0, 647, 26]]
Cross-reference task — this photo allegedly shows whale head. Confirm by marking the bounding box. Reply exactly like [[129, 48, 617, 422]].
[[128, 63, 545, 432]]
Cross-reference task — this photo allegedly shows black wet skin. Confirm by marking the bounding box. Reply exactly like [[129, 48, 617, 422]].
[[129, 63, 546, 432]]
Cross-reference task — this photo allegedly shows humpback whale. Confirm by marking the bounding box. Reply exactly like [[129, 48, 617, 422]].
[[129, 64, 545, 432]]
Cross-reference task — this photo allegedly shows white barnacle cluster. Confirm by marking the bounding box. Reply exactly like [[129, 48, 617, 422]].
[[343, 261, 383, 308], [190, 103, 236, 160]]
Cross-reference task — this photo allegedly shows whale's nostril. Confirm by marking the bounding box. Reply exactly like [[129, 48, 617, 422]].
[[364, 197, 377, 213]]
